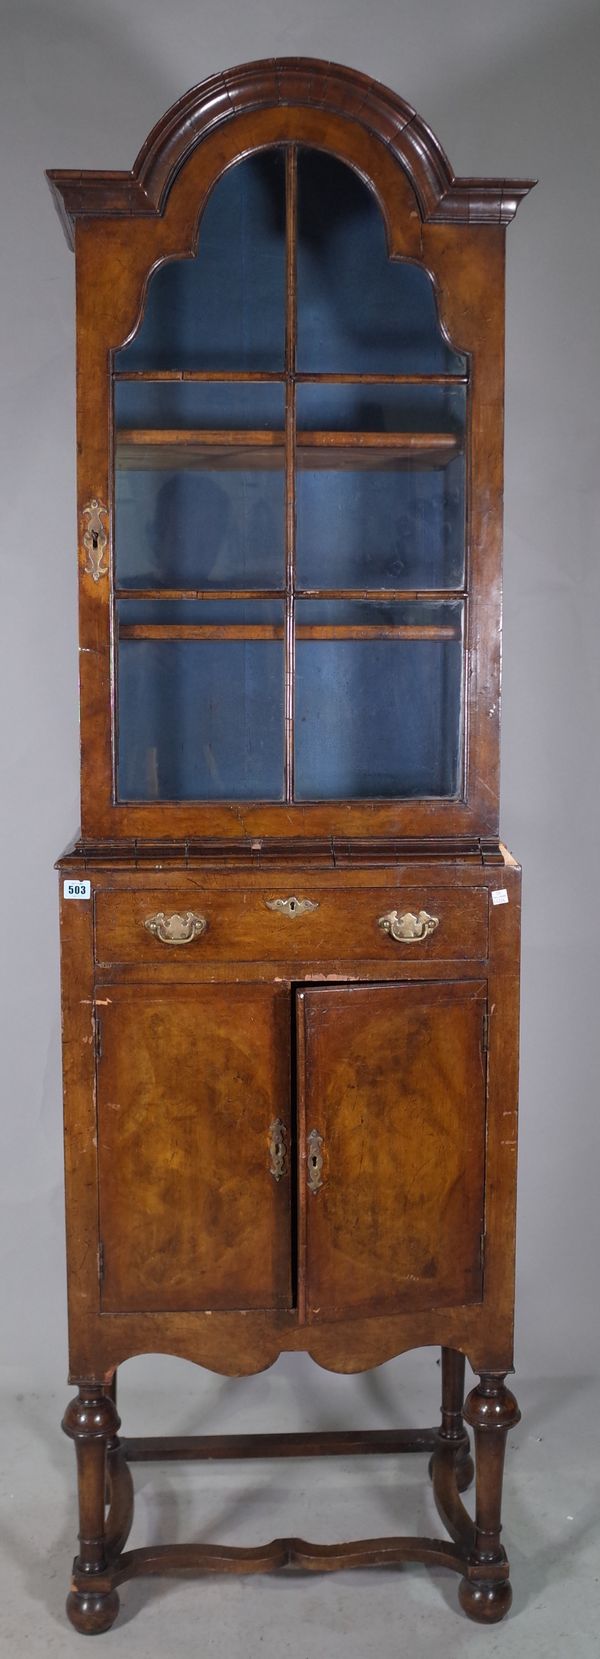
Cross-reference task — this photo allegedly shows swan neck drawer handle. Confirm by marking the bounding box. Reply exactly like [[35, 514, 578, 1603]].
[[378, 909, 439, 943], [144, 911, 207, 945]]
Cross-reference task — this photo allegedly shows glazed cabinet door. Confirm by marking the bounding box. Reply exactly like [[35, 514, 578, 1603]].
[[297, 981, 487, 1322], [96, 984, 292, 1314]]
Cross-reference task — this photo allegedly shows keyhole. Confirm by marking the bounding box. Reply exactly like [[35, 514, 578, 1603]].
[[91, 530, 99, 550], [289, 899, 298, 915]]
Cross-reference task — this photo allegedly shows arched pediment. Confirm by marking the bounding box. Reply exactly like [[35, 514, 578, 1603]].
[[47, 57, 535, 247]]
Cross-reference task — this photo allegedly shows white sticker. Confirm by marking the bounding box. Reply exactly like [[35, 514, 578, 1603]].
[[491, 888, 509, 906], [63, 879, 91, 900]]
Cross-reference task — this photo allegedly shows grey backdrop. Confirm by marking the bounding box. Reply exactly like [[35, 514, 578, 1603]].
[[1, 0, 599, 1406]]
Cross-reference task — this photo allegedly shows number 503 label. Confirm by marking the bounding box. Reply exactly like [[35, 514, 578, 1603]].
[[63, 879, 91, 900]]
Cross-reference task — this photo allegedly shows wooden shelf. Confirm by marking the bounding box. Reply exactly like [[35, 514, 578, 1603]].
[[119, 623, 460, 643], [116, 587, 467, 602], [115, 429, 462, 472], [113, 370, 468, 386]]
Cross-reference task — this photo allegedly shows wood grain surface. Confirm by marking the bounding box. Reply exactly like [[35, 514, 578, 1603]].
[[297, 980, 487, 1321]]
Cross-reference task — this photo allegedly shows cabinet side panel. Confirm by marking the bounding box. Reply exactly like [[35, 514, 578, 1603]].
[[479, 862, 521, 1359], [59, 882, 101, 1366]]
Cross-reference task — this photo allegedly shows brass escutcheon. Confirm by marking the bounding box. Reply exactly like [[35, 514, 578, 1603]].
[[82, 499, 109, 582], [268, 1119, 288, 1181], [265, 897, 319, 919], [307, 1128, 324, 1194]]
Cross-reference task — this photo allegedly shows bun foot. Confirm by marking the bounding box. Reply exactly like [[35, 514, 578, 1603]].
[[66, 1589, 120, 1634], [458, 1577, 512, 1623]]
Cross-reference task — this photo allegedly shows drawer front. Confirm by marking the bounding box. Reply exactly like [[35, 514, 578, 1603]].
[[95, 886, 488, 965]]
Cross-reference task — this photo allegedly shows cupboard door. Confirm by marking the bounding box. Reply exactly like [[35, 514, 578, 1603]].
[[297, 981, 487, 1323], [96, 984, 292, 1314]]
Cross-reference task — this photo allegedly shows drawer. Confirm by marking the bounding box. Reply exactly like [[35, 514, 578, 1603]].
[[94, 886, 488, 965]]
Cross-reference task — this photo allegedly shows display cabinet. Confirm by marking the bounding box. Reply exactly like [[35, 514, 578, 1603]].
[[48, 58, 534, 1633]]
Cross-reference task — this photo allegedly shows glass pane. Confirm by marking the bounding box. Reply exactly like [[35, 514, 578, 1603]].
[[118, 599, 283, 625], [114, 382, 285, 590], [296, 383, 465, 433], [115, 380, 285, 430], [296, 384, 465, 591], [114, 151, 286, 371], [294, 601, 463, 800], [114, 468, 285, 592], [117, 610, 285, 802], [296, 463, 465, 591], [295, 599, 462, 627], [297, 149, 466, 374]]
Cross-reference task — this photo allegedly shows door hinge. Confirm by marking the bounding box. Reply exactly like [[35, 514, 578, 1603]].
[[482, 1008, 489, 1053], [94, 1011, 102, 1063], [480, 1231, 486, 1270], [98, 1240, 105, 1285]]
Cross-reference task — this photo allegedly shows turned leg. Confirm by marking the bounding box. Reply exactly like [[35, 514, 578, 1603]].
[[104, 1372, 118, 1504], [429, 1347, 474, 1492], [458, 1373, 520, 1624], [62, 1386, 121, 1634]]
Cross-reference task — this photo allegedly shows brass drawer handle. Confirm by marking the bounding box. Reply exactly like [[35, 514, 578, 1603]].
[[307, 1128, 324, 1194], [378, 908, 439, 943], [144, 911, 207, 945], [268, 1119, 288, 1181], [265, 896, 319, 919]]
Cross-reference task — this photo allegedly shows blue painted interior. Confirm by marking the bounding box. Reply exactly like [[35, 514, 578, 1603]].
[[114, 468, 285, 590], [114, 146, 467, 803], [296, 148, 466, 374], [296, 455, 464, 591], [115, 380, 285, 429], [294, 602, 462, 799], [117, 635, 285, 802], [114, 151, 286, 371]]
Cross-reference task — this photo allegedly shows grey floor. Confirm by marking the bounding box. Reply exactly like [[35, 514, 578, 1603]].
[[0, 1353, 598, 1658]]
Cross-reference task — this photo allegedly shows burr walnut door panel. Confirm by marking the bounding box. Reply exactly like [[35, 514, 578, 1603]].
[[96, 984, 292, 1314], [297, 980, 487, 1323]]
